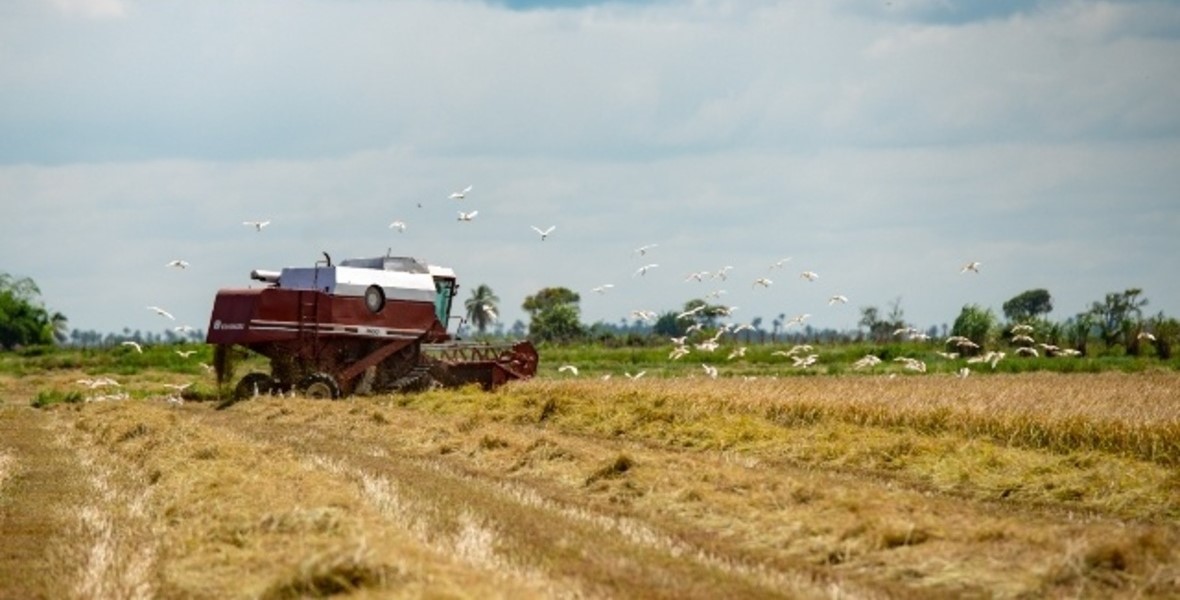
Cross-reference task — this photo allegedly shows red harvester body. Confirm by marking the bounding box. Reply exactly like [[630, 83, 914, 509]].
[[206, 254, 537, 399]]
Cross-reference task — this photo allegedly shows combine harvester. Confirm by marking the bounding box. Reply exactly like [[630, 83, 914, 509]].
[[206, 253, 538, 400]]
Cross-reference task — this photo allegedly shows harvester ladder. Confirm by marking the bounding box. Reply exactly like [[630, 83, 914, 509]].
[[298, 289, 320, 354]]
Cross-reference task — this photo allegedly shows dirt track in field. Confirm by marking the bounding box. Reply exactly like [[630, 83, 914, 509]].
[[2, 379, 1180, 599]]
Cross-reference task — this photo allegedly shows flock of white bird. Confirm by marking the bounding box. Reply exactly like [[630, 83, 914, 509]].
[[80, 246, 242, 404], [547, 253, 1021, 381], [114, 185, 1009, 394]]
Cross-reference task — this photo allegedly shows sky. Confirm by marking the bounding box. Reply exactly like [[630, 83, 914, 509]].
[[2, 0, 1178, 339]]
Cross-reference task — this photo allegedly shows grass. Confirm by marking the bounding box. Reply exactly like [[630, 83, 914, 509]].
[[3, 346, 1180, 597], [395, 373, 1180, 521]]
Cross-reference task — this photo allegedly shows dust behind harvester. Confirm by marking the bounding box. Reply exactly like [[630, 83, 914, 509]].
[[206, 253, 538, 400]]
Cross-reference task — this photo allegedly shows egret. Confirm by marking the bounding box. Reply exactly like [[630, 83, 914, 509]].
[[669, 346, 691, 360], [624, 370, 647, 380], [531, 225, 556, 241], [960, 261, 981, 274], [244, 220, 271, 232], [630, 309, 657, 322], [752, 277, 772, 289], [702, 364, 719, 379], [785, 314, 810, 327], [121, 341, 143, 353], [853, 355, 882, 370], [449, 185, 473, 200], [147, 306, 175, 320], [166, 259, 189, 269], [558, 364, 579, 376], [389, 220, 407, 232], [713, 266, 733, 280], [727, 347, 747, 360], [592, 284, 615, 294], [695, 340, 720, 352], [800, 270, 819, 282], [633, 264, 659, 277], [1138, 331, 1157, 342], [786, 344, 814, 356], [175, 349, 197, 358], [162, 382, 192, 392], [677, 305, 706, 320], [793, 354, 819, 368], [634, 243, 658, 256], [769, 257, 792, 270], [457, 210, 479, 221], [828, 294, 849, 305]]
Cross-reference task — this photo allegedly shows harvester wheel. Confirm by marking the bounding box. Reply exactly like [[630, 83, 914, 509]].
[[234, 372, 276, 400], [300, 373, 341, 399]]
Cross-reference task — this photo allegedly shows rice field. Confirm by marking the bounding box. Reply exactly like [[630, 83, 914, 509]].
[[2, 365, 1179, 598]]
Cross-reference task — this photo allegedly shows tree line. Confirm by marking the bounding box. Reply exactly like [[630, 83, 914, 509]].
[[2, 269, 1175, 360], [461, 283, 1177, 359]]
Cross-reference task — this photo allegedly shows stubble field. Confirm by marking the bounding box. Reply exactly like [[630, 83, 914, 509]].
[[2, 367, 1179, 599]]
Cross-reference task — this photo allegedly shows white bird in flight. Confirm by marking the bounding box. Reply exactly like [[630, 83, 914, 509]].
[[449, 185, 473, 200], [457, 210, 479, 221], [592, 284, 615, 294], [828, 294, 849, 305], [752, 277, 772, 289], [147, 306, 175, 320], [634, 243, 658, 256], [800, 270, 819, 282], [770, 257, 792, 270], [633, 264, 659, 277], [121, 341, 143, 353], [558, 364, 579, 376], [531, 225, 556, 241], [389, 220, 407, 232], [175, 349, 197, 358], [961, 261, 982, 274], [630, 309, 658, 322], [244, 220, 271, 232], [166, 259, 189, 269]]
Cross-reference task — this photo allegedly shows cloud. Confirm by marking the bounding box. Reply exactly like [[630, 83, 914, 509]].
[[0, 0, 1178, 335], [47, 0, 127, 19]]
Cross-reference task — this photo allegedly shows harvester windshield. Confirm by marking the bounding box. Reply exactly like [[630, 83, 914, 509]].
[[433, 277, 456, 325]]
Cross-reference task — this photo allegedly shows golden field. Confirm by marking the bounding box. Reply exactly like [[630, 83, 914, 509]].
[[2, 369, 1179, 598]]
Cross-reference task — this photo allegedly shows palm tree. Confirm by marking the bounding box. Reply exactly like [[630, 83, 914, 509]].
[[464, 284, 500, 336], [50, 312, 69, 345]]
